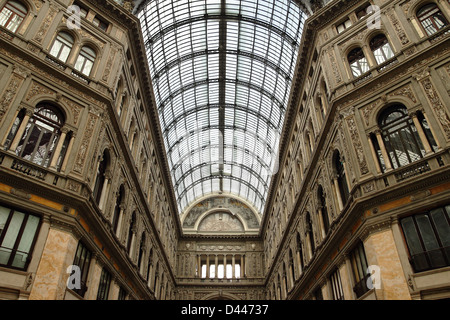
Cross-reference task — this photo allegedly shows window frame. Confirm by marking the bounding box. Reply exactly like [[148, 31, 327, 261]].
[[0, 0, 28, 33], [74, 46, 97, 76], [378, 105, 426, 169], [417, 3, 449, 36], [96, 267, 112, 300], [329, 268, 345, 300], [349, 241, 370, 298], [71, 241, 92, 297], [49, 31, 75, 63], [347, 47, 370, 78], [15, 104, 65, 168], [400, 204, 450, 273], [0, 204, 41, 271], [369, 33, 395, 65]]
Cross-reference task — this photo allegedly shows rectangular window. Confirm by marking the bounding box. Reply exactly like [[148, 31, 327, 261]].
[[349, 242, 370, 298], [118, 287, 127, 300], [329, 268, 345, 300], [0, 205, 40, 270], [96, 267, 111, 300], [71, 241, 92, 297], [73, 1, 88, 18], [336, 18, 352, 34], [92, 16, 108, 31], [400, 205, 450, 273]]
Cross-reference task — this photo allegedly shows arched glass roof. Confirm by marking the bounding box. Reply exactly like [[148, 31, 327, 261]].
[[137, 0, 306, 215]]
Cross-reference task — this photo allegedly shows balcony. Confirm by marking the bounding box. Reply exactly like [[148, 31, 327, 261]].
[[176, 276, 265, 286], [0, 149, 86, 197], [362, 149, 449, 195]]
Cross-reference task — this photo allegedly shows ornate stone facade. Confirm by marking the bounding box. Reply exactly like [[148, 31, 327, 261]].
[[0, 0, 449, 301]]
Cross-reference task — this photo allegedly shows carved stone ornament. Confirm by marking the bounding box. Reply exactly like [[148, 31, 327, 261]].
[[74, 112, 98, 173], [33, 5, 57, 43], [419, 77, 450, 139], [0, 73, 24, 124], [345, 115, 369, 175], [25, 81, 55, 102]]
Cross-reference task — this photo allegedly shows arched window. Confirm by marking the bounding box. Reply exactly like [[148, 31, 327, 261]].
[[0, 0, 27, 33], [93, 150, 109, 204], [318, 185, 330, 236], [417, 3, 448, 36], [15, 104, 65, 167], [3, 108, 25, 150], [111, 185, 124, 234], [306, 212, 315, 255], [137, 232, 145, 272], [370, 34, 394, 64], [348, 47, 369, 77], [127, 212, 136, 254], [282, 263, 288, 295], [74, 46, 96, 76], [49, 32, 74, 63], [417, 111, 438, 152], [288, 249, 295, 286], [296, 232, 304, 276], [147, 248, 153, 281], [334, 150, 350, 206], [153, 262, 159, 292], [378, 105, 426, 169]]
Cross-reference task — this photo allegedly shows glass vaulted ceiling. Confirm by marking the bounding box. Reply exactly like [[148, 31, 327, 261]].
[[138, 0, 305, 215]]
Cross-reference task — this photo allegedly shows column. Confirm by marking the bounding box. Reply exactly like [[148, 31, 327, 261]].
[[98, 173, 111, 211], [367, 133, 382, 174], [232, 255, 236, 279], [49, 128, 68, 169], [305, 232, 313, 261], [206, 255, 210, 279], [410, 112, 433, 154], [28, 228, 78, 299], [115, 204, 125, 238], [333, 177, 344, 211], [375, 130, 393, 171], [362, 44, 376, 68], [317, 206, 326, 239], [197, 255, 201, 278], [60, 133, 75, 172], [9, 110, 31, 152], [0, 108, 20, 147], [214, 255, 218, 279], [241, 255, 245, 278], [422, 110, 441, 149], [129, 228, 136, 259], [342, 160, 352, 189]]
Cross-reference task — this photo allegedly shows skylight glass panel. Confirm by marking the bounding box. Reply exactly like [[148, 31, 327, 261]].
[[139, 0, 305, 216]]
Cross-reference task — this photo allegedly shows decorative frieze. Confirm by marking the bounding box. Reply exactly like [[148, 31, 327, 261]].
[[74, 112, 98, 173], [345, 115, 369, 175], [25, 81, 55, 102], [419, 76, 450, 139], [33, 5, 58, 43], [0, 73, 24, 124], [327, 49, 342, 84], [386, 10, 410, 46]]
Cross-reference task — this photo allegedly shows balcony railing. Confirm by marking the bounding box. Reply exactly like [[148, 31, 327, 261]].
[[353, 273, 371, 299], [177, 276, 265, 285], [394, 159, 431, 182], [0, 149, 84, 195], [409, 246, 450, 273], [11, 158, 47, 181]]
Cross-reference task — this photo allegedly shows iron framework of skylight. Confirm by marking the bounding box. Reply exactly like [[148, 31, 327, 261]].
[[137, 0, 305, 215]]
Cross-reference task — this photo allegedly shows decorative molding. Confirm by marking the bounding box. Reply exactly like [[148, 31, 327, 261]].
[[74, 112, 98, 173], [33, 5, 57, 44], [345, 115, 369, 175], [419, 76, 450, 139]]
